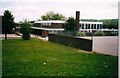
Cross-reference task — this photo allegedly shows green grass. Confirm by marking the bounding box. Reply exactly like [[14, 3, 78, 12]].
[[2, 38, 118, 77]]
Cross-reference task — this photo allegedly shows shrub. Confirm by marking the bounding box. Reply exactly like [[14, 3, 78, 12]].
[[20, 20, 31, 40], [60, 30, 77, 36], [110, 32, 117, 36], [76, 32, 86, 36], [94, 31, 105, 36], [22, 33, 30, 40], [84, 32, 93, 36]]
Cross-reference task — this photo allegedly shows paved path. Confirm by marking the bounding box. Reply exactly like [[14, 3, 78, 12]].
[[31, 34, 48, 41], [0, 34, 48, 41], [0, 34, 21, 40]]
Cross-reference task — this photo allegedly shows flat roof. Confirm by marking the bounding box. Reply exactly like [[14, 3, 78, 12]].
[[35, 20, 103, 24], [31, 27, 64, 31], [35, 20, 65, 23]]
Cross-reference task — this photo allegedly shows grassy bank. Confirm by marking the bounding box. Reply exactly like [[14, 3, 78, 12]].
[[2, 38, 118, 77]]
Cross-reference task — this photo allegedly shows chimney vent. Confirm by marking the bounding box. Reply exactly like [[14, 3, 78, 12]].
[[76, 11, 80, 31]]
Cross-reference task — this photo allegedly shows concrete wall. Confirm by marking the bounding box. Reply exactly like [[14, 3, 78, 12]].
[[49, 34, 92, 51], [77, 36, 118, 56], [49, 34, 118, 56], [92, 36, 118, 56]]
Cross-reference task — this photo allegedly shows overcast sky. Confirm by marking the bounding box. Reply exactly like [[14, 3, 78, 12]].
[[0, 0, 119, 22]]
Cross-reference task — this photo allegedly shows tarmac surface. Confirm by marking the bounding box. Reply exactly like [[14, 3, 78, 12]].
[[0, 34, 21, 40], [0, 34, 48, 41]]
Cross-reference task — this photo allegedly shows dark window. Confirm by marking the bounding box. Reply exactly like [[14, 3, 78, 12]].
[[82, 24, 84, 29], [91, 24, 93, 29], [94, 24, 96, 29], [97, 24, 99, 29], [80, 24, 82, 28], [88, 24, 90, 29], [81, 23, 84, 29], [85, 24, 87, 29], [100, 24, 102, 29]]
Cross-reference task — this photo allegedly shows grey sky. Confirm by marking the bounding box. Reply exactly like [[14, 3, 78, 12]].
[[0, 0, 119, 22]]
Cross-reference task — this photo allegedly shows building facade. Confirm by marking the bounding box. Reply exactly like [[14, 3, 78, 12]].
[[31, 20, 105, 36], [79, 21, 103, 32], [32, 20, 65, 37], [34, 20, 65, 28]]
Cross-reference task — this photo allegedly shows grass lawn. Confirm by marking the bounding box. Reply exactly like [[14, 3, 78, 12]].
[[2, 38, 118, 77]]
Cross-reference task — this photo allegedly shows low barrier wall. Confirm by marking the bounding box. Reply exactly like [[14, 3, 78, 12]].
[[49, 34, 92, 51]]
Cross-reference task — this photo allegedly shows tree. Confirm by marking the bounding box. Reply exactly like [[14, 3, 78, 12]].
[[65, 17, 77, 31], [100, 19, 118, 29], [62, 17, 78, 36], [2, 10, 15, 40], [41, 11, 66, 20], [20, 20, 31, 40]]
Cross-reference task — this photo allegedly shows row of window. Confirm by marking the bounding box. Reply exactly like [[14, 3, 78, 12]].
[[37, 23, 103, 29], [41, 23, 51, 26], [80, 24, 102, 29], [48, 30, 58, 34]]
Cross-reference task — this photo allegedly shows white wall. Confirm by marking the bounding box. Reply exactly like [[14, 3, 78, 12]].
[[93, 36, 118, 56]]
